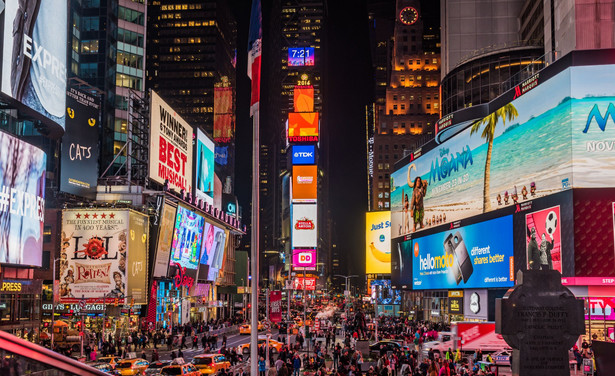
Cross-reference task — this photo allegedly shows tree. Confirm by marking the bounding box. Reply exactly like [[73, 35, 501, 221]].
[[471, 103, 518, 212]]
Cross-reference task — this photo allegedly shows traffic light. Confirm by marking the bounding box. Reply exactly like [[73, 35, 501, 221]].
[[114, 298, 118, 307], [130, 298, 134, 307]]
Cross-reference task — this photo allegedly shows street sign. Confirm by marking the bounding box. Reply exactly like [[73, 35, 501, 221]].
[[78, 300, 86, 310], [263, 321, 271, 330], [344, 290, 350, 296]]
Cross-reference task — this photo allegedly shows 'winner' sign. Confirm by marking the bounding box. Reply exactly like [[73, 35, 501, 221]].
[[149, 91, 193, 193]]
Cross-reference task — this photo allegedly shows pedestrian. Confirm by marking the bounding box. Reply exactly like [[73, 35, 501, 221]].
[[90, 347, 97, 362], [170, 351, 176, 360], [152, 349, 159, 362], [259, 357, 267, 376], [193, 335, 198, 349], [293, 354, 301, 376], [178, 348, 184, 359]]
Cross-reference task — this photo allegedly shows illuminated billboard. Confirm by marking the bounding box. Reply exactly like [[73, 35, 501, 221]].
[[411, 215, 514, 290], [213, 86, 234, 143], [60, 88, 100, 198], [153, 201, 177, 277], [195, 129, 214, 205], [288, 112, 319, 142], [293, 277, 316, 290], [149, 91, 193, 193], [294, 86, 314, 112], [60, 209, 148, 303], [292, 145, 315, 165], [1, 1, 67, 131], [0, 132, 46, 266], [292, 249, 317, 271], [169, 206, 204, 279], [525, 206, 562, 273], [392, 63, 615, 240], [370, 280, 401, 305], [365, 211, 391, 274], [292, 204, 317, 248], [288, 47, 315, 66], [292, 165, 317, 202]]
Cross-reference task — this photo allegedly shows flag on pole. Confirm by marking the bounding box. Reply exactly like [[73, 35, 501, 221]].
[[248, 0, 262, 117]]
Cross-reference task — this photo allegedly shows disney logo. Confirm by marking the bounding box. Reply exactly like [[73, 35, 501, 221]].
[[172, 263, 194, 289]]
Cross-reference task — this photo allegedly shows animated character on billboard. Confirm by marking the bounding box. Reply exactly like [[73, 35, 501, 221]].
[[408, 170, 428, 232]]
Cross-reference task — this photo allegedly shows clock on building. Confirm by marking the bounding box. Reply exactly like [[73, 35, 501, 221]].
[[399, 6, 418, 25]]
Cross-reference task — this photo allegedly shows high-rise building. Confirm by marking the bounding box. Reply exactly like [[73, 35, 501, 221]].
[[260, 0, 329, 289], [368, 0, 440, 211], [147, 0, 237, 193], [69, 0, 147, 176]]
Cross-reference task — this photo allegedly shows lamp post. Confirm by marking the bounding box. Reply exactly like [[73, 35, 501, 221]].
[[334, 275, 357, 334], [50, 257, 61, 350]]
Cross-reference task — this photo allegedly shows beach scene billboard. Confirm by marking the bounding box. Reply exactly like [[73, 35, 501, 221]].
[[391, 64, 615, 239]]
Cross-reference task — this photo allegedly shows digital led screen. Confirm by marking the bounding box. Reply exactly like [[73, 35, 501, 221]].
[[291, 204, 317, 248], [288, 112, 319, 138], [292, 249, 317, 270], [60, 88, 100, 198], [2, 1, 67, 131], [525, 205, 562, 272], [292, 145, 315, 165], [294, 86, 314, 112], [365, 211, 391, 274], [391, 64, 615, 240], [149, 91, 193, 193], [293, 277, 316, 290], [200, 222, 226, 270], [411, 215, 514, 290], [170, 206, 204, 271], [370, 280, 401, 305], [153, 202, 177, 278], [195, 129, 214, 205], [391, 237, 413, 289], [288, 47, 315, 67], [0, 132, 46, 266], [292, 165, 317, 202], [213, 86, 234, 143]]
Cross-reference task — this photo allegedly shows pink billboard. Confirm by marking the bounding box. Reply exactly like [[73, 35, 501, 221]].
[[292, 249, 316, 270]]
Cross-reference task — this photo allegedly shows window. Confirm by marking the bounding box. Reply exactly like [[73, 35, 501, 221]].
[[400, 75, 405, 82], [433, 58, 438, 64], [80, 63, 97, 78], [81, 40, 99, 54], [0, 296, 11, 321], [118, 29, 144, 47], [393, 105, 397, 110], [378, 182, 383, 189], [378, 192, 383, 198], [427, 104, 431, 109], [82, 16, 99, 31], [378, 163, 383, 170], [118, 6, 145, 25], [384, 192, 389, 198], [117, 51, 143, 69], [385, 202, 390, 208], [115, 74, 142, 90], [393, 95, 397, 101], [401, 104, 405, 110]]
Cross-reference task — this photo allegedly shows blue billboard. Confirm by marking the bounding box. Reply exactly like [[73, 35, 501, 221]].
[[411, 215, 514, 290], [292, 145, 315, 165]]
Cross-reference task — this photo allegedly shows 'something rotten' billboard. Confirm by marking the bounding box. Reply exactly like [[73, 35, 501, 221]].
[[149, 90, 193, 193], [60, 209, 149, 303]]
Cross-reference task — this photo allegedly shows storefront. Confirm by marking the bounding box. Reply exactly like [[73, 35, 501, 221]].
[[0, 279, 42, 340]]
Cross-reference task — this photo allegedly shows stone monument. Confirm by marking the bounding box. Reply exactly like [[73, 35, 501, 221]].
[[496, 269, 585, 376]]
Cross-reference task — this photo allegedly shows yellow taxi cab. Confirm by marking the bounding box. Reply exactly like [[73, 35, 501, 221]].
[[238, 337, 284, 355], [98, 356, 121, 369], [115, 358, 150, 375], [293, 317, 303, 327], [192, 354, 231, 374], [239, 322, 264, 334], [160, 363, 201, 376]]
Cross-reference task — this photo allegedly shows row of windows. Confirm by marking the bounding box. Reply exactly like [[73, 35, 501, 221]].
[[119, 6, 144, 26], [161, 4, 203, 10], [81, 40, 99, 54], [117, 51, 143, 69], [392, 94, 439, 101], [381, 121, 426, 128], [116, 74, 142, 90], [391, 103, 438, 110], [118, 28, 144, 47]]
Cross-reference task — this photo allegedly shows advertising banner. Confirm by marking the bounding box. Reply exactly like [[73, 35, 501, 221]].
[[392, 237, 413, 289], [288, 47, 315, 66], [169, 206, 204, 279], [463, 289, 488, 320], [294, 86, 314, 112], [2, 0, 67, 130], [61, 88, 100, 198], [213, 86, 234, 143], [215, 146, 228, 166], [195, 129, 214, 205], [411, 215, 514, 290], [449, 297, 464, 314], [153, 202, 177, 277], [200, 222, 226, 269], [269, 290, 282, 323], [525, 206, 562, 272], [149, 91, 193, 192], [0, 132, 46, 267], [292, 145, 316, 165], [60, 210, 130, 302], [370, 280, 401, 305], [293, 277, 316, 290], [366, 211, 392, 274], [288, 112, 319, 138], [292, 165, 317, 202], [127, 211, 149, 304], [292, 249, 316, 271], [586, 298, 615, 320], [291, 204, 317, 248]]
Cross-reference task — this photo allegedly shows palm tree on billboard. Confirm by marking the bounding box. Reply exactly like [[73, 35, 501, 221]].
[[471, 103, 518, 212]]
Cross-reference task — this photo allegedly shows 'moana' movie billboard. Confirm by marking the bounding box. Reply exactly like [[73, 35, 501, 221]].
[[392, 62, 615, 239]]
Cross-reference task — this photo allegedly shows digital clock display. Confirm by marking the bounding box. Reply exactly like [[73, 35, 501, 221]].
[[288, 47, 315, 67]]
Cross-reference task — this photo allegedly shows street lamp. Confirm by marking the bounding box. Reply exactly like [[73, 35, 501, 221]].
[[334, 274, 357, 334], [50, 257, 61, 350]]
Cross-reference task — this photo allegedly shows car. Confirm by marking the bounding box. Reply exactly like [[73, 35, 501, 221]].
[[146, 360, 172, 375], [115, 358, 150, 375], [192, 354, 231, 374], [89, 362, 116, 374], [160, 363, 200, 376], [239, 322, 264, 334], [238, 337, 284, 355], [98, 357, 122, 369], [368, 340, 408, 354]]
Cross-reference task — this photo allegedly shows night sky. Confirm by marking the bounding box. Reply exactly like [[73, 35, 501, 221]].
[[233, 0, 373, 286]]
